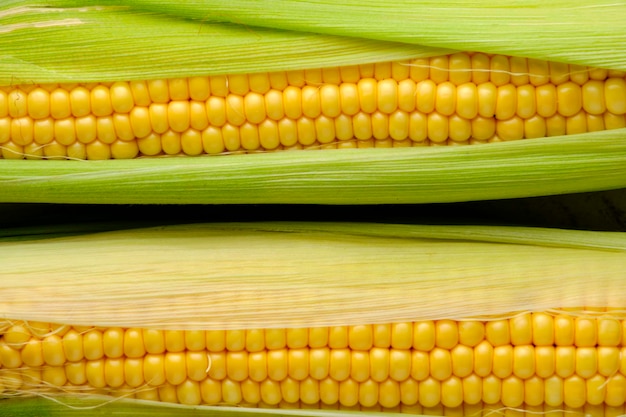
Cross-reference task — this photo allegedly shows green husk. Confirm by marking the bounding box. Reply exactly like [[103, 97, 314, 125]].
[[2, 130, 626, 204], [0, 396, 395, 417], [2, 0, 625, 85], [3, 222, 626, 329], [0, 2, 445, 85], [92, 0, 626, 70]]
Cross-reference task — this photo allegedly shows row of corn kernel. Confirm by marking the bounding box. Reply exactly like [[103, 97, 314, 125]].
[[0, 137, 471, 160], [2, 110, 625, 160], [3, 52, 625, 104], [3, 75, 625, 125], [0, 340, 626, 383], [0, 97, 626, 143], [3, 314, 625, 353], [147, 374, 626, 408], [2, 314, 625, 352], [3, 366, 625, 417], [4, 369, 625, 410]]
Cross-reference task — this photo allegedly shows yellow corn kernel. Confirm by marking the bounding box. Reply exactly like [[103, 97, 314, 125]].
[[582, 80, 607, 115], [428, 55, 448, 84], [180, 129, 202, 156], [147, 80, 171, 103], [490, 55, 511, 86], [85, 359, 106, 388], [524, 115, 547, 138], [11, 117, 34, 146], [110, 82, 134, 114], [427, 112, 448, 143], [509, 56, 530, 86], [455, 83, 478, 120], [8, 90, 27, 118], [448, 53, 471, 86], [497, 117, 524, 141], [357, 78, 377, 114], [167, 78, 189, 101], [188, 77, 211, 101], [32, 118, 53, 145], [449, 344, 473, 378], [21, 338, 44, 367], [513, 345, 535, 379], [27, 88, 50, 119], [557, 82, 583, 117], [575, 317, 597, 347], [435, 82, 456, 116], [124, 358, 144, 387], [103, 328, 124, 359], [550, 61, 570, 85], [495, 84, 517, 120], [605, 374, 626, 407], [165, 352, 188, 385], [91, 85, 113, 117], [606, 78, 626, 114], [419, 377, 441, 408], [555, 346, 576, 378], [605, 112, 626, 130], [566, 111, 587, 135], [475, 82, 497, 118], [448, 114, 471, 143], [470, 53, 490, 84], [104, 358, 125, 387], [546, 114, 566, 137]]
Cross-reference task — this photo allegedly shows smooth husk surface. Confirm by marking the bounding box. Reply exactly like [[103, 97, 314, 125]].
[[2, 131, 626, 204], [2, 222, 626, 330]]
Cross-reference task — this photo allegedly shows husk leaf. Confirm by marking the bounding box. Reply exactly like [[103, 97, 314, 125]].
[[2, 222, 626, 330], [0, 2, 445, 85], [0, 396, 399, 417], [2, 130, 626, 204], [104, 0, 626, 70]]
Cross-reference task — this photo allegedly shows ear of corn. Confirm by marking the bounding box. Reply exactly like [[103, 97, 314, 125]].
[[2, 3, 626, 204], [2, 223, 626, 415]]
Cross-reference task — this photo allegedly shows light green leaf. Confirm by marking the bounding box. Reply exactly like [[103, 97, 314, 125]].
[[1, 130, 626, 204], [0, 2, 445, 84], [114, 0, 626, 70]]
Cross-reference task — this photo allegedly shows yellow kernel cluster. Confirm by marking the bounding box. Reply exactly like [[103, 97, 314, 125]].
[[1, 53, 625, 159], [2, 310, 626, 415]]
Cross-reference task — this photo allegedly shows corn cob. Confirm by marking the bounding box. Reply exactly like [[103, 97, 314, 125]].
[[1, 52, 625, 160], [2, 223, 626, 416], [2, 4, 626, 204]]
